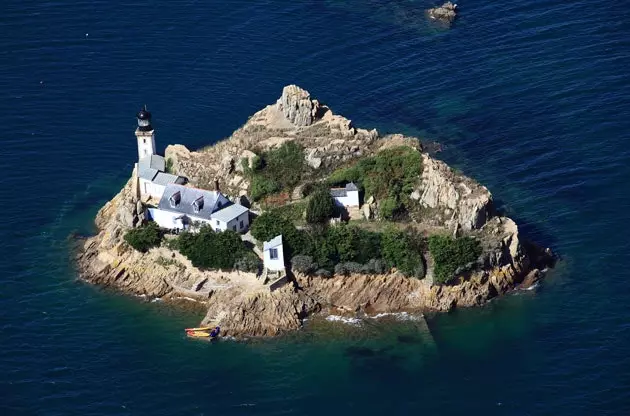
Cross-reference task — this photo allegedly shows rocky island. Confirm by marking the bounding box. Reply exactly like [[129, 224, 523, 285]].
[[77, 85, 554, 338]]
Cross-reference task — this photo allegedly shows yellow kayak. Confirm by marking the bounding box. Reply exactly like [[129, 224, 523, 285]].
[[185, 325, 221, 338], [187, 330, 211, 338], [185, 326, 213, 332]]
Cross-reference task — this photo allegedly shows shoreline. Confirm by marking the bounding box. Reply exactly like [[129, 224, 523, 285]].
[[75, 85, 555, 338]]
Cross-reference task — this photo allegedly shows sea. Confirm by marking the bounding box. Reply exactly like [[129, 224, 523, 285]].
[[1, 0, 629, 414]]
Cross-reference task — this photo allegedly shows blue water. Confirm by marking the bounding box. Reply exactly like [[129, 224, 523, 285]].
[[2, 0, 630, 414]]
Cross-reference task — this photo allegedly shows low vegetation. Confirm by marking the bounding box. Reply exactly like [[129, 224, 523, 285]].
[[267, 201, 306, 223], [327, 146, 422, 219], [428, 235, 482, 284], [305, 188, 335, 224], [171, 225, 255, 270], [250, 211, 309, 258], [243, 141, 306, 201], [287, 223, 426, 279], [124, 222, 162, 253]]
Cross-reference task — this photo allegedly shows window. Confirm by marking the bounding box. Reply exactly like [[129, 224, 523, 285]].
[[232, 225, 237, 231], [216, 220, 220, 226], [269, 248, 278, 260], [143, 138, 146, 144], [215, 228, 220, 232], [239, 220, 244, 229], [192, 197, 203, 213]]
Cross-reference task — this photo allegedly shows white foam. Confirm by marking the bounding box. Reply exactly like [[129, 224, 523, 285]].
[[369, 312, 423, 321], [325, 315, 362, 326]]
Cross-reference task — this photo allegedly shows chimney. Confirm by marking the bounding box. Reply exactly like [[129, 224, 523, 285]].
[[214, 179, 220, 192]]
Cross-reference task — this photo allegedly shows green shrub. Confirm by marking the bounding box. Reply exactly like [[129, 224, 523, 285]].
[[378, 196, 400, 220], [175, 226, 249, 270], [165, 158, 174, 174], [269, 202, 306, 223], [245, 142, 305, 201], [305, 224, 381, 268], [428, 235, 482, 284], [381, 226, 425, 278], [314, 268, 332, 278], [124, 222, 162, 253], [306, 188, 335, 224], [264, 141, 305, 188], [361, 259, 388, 275], [291, 255, 318, 274], [251, 211, 309, 257], [250, 176, 280, 202], [233, 251, 262, 273], [327, 166, 361, 186], [334, 261, 363, 276], [326, 146, 422, 216]]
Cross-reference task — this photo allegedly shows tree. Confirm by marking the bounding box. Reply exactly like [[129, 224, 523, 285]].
[[250, 211, 308, 257], [124, 222, 162, 253], [306, 188, 335, 223]]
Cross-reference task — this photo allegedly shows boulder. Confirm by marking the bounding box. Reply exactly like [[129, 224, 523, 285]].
[[276, 85, 319, 127], [363, 203, 372, 220], [427, 2, 458, 24], [305, 148, 323, 169]]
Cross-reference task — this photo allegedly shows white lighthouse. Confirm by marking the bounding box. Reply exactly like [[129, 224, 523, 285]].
[[135, 106, 156, 160]]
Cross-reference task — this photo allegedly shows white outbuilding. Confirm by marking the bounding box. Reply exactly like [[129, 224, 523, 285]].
[[263, 235, 285, 272], [330, 182, 360, 207]]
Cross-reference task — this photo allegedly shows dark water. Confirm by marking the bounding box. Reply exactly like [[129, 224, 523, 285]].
[[2, 0, 630, 414]]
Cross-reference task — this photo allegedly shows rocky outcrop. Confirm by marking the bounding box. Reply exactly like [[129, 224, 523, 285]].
[[426, 2, 458, 25], [76, 85, 555, 338], [413, 155, 493, 231], [276, 85, 319, 127]]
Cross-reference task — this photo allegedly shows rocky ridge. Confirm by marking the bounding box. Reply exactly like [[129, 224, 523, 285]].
[[76, 85, 554, 338]]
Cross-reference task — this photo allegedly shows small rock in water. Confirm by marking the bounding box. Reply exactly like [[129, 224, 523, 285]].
[[426, 2, 458, 25]]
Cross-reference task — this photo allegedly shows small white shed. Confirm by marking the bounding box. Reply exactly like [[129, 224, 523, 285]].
[[330, 182, 360, 207], [263, 235, 285, 272]]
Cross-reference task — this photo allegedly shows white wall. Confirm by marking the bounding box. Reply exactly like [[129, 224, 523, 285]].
[[148, 208, 249, 234], [136, 131, 156, 160], [139, 178, 166, 200], [149, 208, 186, 230], [264, 244, 285, 271], [226, 212, 250, 233], [332, 190, 360, 207]]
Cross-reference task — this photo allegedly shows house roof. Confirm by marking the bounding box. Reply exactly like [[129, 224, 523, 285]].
[[139, 154, 165, 171], [263, 235, 283, 251], [139, 167, 159, 181], [153, 172, 185, 186], [210, 203, 249, 223], [330, 182, 359, 198], [157, 184, 225, 219]]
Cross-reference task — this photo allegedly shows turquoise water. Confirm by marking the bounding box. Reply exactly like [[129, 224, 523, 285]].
[[2, 0, 630, 414]]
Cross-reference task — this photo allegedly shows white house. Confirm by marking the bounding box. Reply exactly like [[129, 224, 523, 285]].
[[263, 235, 285, 272], [133, 107, 187, 201], [330, 182, 360, 207], [137, 155, 186, 200], [148, 183, 250, 233]]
